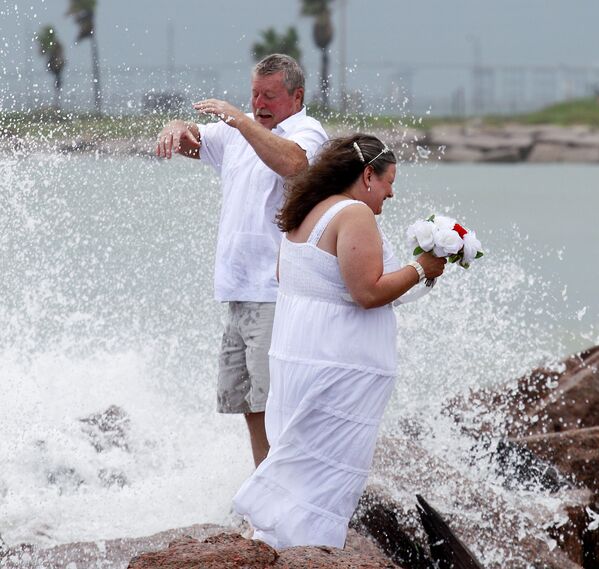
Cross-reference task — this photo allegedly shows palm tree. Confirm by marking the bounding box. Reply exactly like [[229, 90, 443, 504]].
[[66, 0, 101, 113], [36, 26, 66, 109], [301, 0, 334, 110], [251, 27, 302, 63]]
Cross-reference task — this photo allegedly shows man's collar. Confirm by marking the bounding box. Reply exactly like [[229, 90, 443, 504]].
[[274, 106, 307, 133]]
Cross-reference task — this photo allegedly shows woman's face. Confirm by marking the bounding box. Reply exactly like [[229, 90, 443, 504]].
[[365, 163, 396, 215]]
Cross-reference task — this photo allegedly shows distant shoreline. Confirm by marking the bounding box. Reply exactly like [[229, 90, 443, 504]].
[[2, 122, 599, 164]]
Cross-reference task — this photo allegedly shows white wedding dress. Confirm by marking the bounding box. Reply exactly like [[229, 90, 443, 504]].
[[233, 199, 400, 548]]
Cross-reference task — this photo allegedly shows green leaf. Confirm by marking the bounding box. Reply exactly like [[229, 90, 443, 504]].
[[413, 246, 424, 255], [475, 251, 484, 259], [426, 214, 435, 222], [448, 254, 460, 263]]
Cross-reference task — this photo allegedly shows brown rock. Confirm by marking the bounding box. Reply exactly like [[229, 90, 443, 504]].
[[127, 532, 401, 569], [513, 347, 599, 437], [360, 435, 589, 569], [514, 427, 599, 495], [447, 345, 599, 439], [0, 523, 224, 569], [127, 533, 277, 569]]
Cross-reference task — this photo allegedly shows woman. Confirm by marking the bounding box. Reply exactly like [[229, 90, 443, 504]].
[[233, 134, 446, 549]]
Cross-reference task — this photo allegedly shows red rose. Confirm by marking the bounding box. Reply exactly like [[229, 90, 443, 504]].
[[453, 223, 467, 238]]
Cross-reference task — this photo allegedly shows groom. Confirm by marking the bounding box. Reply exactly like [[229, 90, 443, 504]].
[[156, 54, 327, 467]]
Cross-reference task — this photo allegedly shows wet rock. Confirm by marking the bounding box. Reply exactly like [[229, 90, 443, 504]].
[[511, 346, 599, 437], [127, 533, 277, 568], [127, 532, 401, 569], [98, 467, 128, 488], [359, 435, 588, 569], [46, 466, 85, 495], [80, 404, 131, 452], [416, 494, 484, 569], [352, 485, 431, 569], [442, 345, 599, 566], [514, 427, 599, 496], [493, 438, 572, 492], [447, 346, 599, 439], [0, 523, 224, 569]]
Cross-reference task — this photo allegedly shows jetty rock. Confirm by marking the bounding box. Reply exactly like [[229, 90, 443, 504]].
[[438, 344, 599, 566], [0, 526, 399, 569], [127, 531, 400, 569], [352, 436, 588, 568]]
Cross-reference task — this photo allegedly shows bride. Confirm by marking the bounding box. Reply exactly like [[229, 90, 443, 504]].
[[234, 134, 446, 549]]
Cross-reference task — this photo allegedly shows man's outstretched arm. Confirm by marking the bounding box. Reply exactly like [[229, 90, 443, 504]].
[[193, 99, 308, 177]]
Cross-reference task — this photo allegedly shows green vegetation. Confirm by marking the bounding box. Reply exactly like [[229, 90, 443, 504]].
[[486, 98, 599, 128], [251, 27, 301, 62], [35, 26, 66, 110], [0, 109, 173, 140]]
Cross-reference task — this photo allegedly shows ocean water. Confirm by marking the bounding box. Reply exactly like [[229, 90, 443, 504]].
[[0, 153, 597, 554]]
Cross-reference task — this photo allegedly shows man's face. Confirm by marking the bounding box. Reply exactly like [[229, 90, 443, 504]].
[[251, 71, 303, 130]]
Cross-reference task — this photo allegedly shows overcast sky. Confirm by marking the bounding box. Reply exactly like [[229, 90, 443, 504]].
[[2, 0, 599, 113]]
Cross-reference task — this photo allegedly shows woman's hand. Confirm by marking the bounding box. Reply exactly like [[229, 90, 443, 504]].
[[416, 252, 446, 279]]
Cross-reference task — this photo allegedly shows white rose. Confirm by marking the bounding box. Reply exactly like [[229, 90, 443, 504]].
[[462, 231, 482, 266], [406, 220, 435, 252], [432, 215, 456, 230], [433, 228, 463, 257]]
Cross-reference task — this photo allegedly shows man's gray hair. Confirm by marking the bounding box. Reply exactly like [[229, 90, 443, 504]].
[[253, 54, 305, 95]]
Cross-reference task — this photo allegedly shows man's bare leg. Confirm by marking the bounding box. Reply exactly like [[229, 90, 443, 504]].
[[244, 412, 269, 467]]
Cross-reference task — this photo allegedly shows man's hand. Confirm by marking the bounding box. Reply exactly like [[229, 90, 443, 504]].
[[192, 99, 246, 128], [156, 120, 201, 159]]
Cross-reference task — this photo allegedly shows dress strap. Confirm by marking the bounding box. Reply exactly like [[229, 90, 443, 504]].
[[307, 199, 364, 246]]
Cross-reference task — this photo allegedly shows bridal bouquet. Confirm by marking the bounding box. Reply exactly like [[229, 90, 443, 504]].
[[406, 215, 483, 284]]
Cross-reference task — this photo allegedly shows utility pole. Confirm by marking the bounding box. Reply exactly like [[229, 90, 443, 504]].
[[167, 20, 175, 86], [338, 0, 348, 114]]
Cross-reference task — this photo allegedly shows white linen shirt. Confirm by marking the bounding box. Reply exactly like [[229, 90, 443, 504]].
[[198, 107, 327, 302]]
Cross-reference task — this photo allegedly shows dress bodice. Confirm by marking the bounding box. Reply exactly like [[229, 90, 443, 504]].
[[278, 200, 399, 305], [271, 199, 398, 375]]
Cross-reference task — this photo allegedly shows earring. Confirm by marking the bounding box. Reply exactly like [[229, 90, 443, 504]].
[[367, 186, 371, 192]]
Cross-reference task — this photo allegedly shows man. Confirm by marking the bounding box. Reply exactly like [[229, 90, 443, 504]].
[[156, 54, 327, 467]]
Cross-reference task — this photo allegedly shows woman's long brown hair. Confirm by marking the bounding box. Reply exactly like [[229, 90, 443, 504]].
[[276, 134, 396, 232]]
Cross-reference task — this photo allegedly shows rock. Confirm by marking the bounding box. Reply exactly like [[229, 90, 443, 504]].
[[358, 435, 589, 568], [0, 524, 224, 569], [438, 146, 485, 163], [536, 126, 593, 144], [493, 438, 572, 492], [447, 346, 599, 439], [560, 145, 599, 162], [528, 142, 569, 162], [127, 533, 277, 569], [514, 427, 599, 495], [513, 347, 599, 436], [1, 526, 399, 568], [416, 494, 484, 568], [442, 345, 599, 565], [80, 405, 131, 453], [127, 532, 401, 569], [481, 147, 523, 162], [352, 485, 431, 569]]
